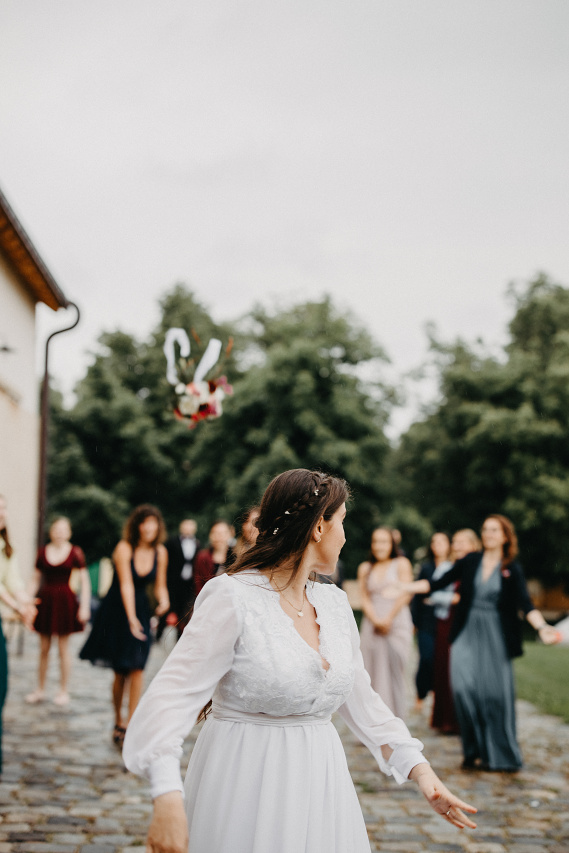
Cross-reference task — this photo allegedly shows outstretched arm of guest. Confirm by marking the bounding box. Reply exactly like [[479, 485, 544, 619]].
[[526, 609, 559, 644]]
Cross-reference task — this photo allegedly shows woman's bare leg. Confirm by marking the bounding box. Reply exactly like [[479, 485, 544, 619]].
[[112, 672, 127, 728], [26, 634, 51, 702], [127, 669, 144, 723], [38, 634, 51, 692], [56, 635, 71, 698]]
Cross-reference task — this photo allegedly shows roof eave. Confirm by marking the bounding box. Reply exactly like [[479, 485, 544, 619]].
[[0, 185, 69, 311]]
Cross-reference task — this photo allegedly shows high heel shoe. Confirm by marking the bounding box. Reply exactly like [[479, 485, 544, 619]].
[[112, 725, 126, 748]]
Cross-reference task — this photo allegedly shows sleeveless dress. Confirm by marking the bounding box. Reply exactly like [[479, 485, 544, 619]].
[[359, 560, 413, 718], [450, 560, 522, 770], [123, 572, 427, 853], [80, 552, 157, 673], [34, 545, 86, 636]]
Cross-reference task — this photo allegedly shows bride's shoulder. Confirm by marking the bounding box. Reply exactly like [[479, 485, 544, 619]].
[[311, 578, 349, 607]]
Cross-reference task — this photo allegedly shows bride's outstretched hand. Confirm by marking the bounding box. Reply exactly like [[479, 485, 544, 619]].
[[409, 765, 477, 829], [146, 792, 188, 853]]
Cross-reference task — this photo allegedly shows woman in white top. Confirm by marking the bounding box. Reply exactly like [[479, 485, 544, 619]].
[[0, 495, 36, 773], [123, 469, 476, 853]]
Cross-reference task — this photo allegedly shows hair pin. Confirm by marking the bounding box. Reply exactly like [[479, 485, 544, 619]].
[[314, 489, 319, 495], [284, 510, 290, 515], [273, 528, 279, 535]]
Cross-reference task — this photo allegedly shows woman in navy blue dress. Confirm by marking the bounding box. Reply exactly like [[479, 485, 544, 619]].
[[80, 504, 169, 745]]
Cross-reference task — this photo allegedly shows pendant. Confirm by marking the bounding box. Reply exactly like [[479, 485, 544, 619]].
[[297, 611, 303, 617]]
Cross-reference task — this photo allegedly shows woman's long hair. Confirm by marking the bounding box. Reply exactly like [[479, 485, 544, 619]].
[[452, 528, 481, 555], [197, 469, 349, 723], [0, 494, 13, 559], [366, 526, 398, 564], [123, 504, 166, 549], [227, 469, 350, 587], [484, 514, 518, 568], [426, 531, 451, 563]]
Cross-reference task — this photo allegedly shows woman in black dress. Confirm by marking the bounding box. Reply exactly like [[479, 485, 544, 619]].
[[410, 532, 451, 711], [80, 505, 169, 745]]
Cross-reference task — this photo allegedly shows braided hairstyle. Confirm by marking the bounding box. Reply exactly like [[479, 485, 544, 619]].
[[228, 469, 350, 583]]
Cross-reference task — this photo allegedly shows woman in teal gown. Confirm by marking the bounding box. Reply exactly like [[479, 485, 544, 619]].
[[406, 515, 558, 771]]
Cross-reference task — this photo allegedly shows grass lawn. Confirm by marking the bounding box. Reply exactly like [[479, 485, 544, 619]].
[[514, 642, 569, 724], [353, 609, 569, 723]]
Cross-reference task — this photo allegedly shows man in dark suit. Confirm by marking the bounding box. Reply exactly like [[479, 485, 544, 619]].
[[164, 519, 200, 637]]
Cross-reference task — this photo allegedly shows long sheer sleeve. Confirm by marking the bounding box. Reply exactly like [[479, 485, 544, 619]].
[[337, 602, 428, 785], [123, 574, 242, 799], [0, 550, 24, 599]]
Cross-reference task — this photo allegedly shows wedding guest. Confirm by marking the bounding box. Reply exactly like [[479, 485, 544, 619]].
[[193, 520, 233, 596], [0, 495, 36, 772], [80, 504, 169, 746], [451, 529, 481, 561], [232, 507, 260, 560], [164, 519, 200, 636], [410, 532, 452, 711], [26, 517, 90, 706], [405, 515, 558, 771], [358, 527, 414, 717], [430, 528, 481, 734]]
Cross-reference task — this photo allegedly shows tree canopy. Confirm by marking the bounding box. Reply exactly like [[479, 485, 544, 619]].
[[48, 287, 396, 570], [48, 273, 569, 585], [394, 274, 569, 584]]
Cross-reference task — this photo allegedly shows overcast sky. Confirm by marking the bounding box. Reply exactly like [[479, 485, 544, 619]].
[[1, 1, 568, 435]]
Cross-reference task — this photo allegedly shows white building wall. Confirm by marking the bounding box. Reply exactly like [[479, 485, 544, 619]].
[[0, 254, 39, 582]]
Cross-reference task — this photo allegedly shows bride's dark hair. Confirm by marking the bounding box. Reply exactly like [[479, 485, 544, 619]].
[[228, 468, 350, 584], [197, 469, 349, 722]]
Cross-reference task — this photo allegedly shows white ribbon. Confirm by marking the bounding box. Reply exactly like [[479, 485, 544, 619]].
[[163, 327, 223, 386], [194, 338, 222, 383], [163, 328, 191, 385]]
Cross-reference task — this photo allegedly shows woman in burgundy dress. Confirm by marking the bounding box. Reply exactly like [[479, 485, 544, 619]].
[[193, 520, 234, 597], [26, 517, 91, 706]]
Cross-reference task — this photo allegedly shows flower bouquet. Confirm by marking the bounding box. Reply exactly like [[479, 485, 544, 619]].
[[164, 328, 233, 428]]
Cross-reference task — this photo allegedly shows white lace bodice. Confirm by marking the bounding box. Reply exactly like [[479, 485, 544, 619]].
[[123, 572, 427, 798], [214, 573, 354, 718]]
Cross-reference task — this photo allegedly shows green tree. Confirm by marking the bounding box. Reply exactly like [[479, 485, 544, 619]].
[[394, 274, 569, 585], [48, 287, 396, 571], [182, 297, 395, 568]]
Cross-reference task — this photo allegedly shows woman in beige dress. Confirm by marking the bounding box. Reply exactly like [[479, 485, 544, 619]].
[[358, 527, 413, 718]]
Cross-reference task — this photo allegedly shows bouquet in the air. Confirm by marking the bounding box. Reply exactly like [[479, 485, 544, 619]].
[[164, 328, 234, 427]]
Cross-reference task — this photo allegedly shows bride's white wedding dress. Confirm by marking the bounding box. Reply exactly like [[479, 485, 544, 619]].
[[123, 571, 426, 853]]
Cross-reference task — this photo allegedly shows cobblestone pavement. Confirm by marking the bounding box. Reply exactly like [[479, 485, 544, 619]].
[[1, 629, 568, 853]]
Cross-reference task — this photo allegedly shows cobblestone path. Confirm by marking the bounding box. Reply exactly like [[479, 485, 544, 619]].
[[1, 630, 568, 852]]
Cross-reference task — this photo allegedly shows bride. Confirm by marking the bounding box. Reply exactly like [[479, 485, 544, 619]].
[[123, 468, 476, 853]]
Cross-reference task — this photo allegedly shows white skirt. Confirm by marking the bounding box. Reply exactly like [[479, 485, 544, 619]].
[[183, 707, 372, 853]]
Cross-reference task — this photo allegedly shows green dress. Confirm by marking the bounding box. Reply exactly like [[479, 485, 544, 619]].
[[450, 560, 522, 770]]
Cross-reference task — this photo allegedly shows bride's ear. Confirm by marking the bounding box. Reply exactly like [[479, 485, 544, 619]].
[[313, 516, 324, 543]]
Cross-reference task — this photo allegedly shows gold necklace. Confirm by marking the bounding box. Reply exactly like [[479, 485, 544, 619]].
[[279, 587, 306, 618]]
